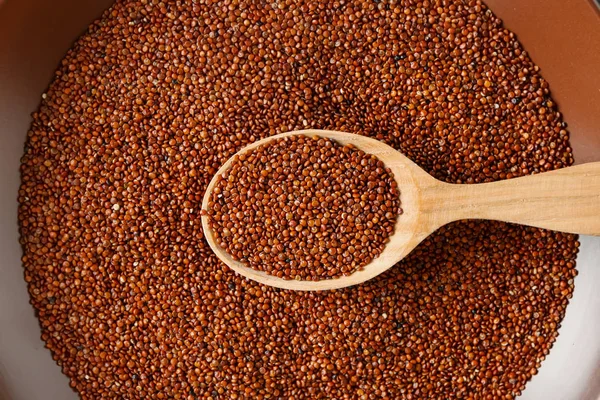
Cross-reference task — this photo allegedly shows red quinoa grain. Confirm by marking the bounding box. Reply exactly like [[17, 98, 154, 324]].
[[206, 134, 401, 281], [19, 0, 578, 398]]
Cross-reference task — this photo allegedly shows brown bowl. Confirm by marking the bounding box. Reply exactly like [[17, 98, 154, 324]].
[[0, 1, 599, 399]]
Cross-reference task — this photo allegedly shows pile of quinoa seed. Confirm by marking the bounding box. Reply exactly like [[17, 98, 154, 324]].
[[19, 0, 578, 398], [205, 134, 402, 281]]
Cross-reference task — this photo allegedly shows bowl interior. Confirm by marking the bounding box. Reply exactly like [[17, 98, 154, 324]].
[[0, 0, 599, 399]]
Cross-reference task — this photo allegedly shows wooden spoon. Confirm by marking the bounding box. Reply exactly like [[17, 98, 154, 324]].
[[201, 129, 600, 291]]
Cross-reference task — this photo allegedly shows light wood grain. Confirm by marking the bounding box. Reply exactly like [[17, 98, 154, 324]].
[[201, 129, 600, 291], [420, 164, 600, 236]]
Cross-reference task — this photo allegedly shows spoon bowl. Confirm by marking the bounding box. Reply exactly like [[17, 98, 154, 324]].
[[201, 129, 600, 291]]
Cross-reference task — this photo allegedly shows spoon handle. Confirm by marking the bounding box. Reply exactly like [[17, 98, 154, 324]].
[[431, 162, 600, 235]]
